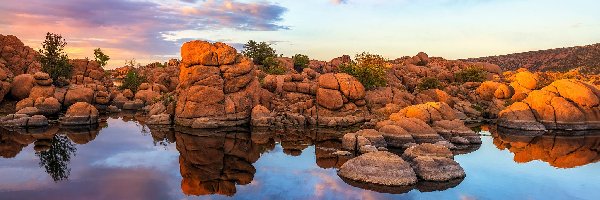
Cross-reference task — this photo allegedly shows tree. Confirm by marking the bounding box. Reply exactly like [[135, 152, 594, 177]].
[[125, 58, 138, 67], [120, 71, 146, 92], [94, 48, 110, 67], [38, 32, 72, 86], [339, 52, 388, 89], [292, 54, 310, 72], [242, 40, 277, 65]]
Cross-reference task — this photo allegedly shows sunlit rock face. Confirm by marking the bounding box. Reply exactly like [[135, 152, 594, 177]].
[[175, 130, 265, 196], [499, 79, 600, 130], [493, 127, 600, 168], [175, 41, 260, 128], [0, 34, 41, 77], [315, 73, 368, 127]]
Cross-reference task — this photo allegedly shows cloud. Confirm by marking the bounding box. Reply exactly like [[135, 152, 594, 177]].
[[0, 0, 288, 67], [331, 0, 349, 4]]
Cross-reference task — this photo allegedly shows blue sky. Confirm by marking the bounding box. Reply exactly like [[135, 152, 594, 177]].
[[1, 0, 599, 68]]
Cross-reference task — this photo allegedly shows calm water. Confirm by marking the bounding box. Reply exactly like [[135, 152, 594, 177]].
[[0, 116, 599, 200]]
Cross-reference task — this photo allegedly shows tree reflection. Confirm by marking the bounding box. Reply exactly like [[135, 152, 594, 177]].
[[36, 134, 77, 182]]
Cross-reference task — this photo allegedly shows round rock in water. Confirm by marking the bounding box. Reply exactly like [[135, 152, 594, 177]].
[[338, 151, 417, 186], [412, 156, 465, 182]]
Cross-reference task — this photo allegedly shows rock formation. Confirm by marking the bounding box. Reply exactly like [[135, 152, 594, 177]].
[[499, 79, 600, 130], [175, 41, 260, 128]]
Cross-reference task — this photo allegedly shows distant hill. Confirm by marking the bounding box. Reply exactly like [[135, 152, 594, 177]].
[[463, 43, 600, 72]]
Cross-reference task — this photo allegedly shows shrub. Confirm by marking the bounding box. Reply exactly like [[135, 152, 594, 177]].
[[38, 32, 72, 86], [417, 77, 441, 91], [242, 40, 277, 65], [93, 48, 110, 67], [292, 54, 310, 72], [154, 93, 176, 107], [339, 52, 387, 89], [120, 71, 146, 92], [260, 57, 286, 75], [455, 67, 486, 83]]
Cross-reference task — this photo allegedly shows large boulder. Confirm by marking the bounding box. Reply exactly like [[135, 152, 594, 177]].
[[10, 74, 35, 100], [392, 102, 456, 124], [62, 85, 94, 106], [61, 102, 99, 125], [338, 151, 417, 186], [180, 40, 237, 67]]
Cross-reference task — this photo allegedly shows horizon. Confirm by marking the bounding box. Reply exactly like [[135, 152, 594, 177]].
[[1, 0, 599, 69]]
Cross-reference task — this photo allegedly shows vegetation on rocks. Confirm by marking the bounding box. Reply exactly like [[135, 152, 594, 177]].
[[37, 32, 72, 86], [339, 52, 387, 89], [292, 54, 310, 72], [417, 77, 441, 91], [261, 56, 286, 75], [120, 71, 146, 92], [93, 48, 110, 68], [242, 40, 277, 65], [454, 67, 486, 83]]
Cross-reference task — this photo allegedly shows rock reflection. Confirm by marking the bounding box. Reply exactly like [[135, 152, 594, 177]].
[[493, 127, 600, 168], [175, 127, 267, 196]]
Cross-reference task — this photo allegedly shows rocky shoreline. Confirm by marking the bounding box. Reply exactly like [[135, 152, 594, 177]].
[[1, 35, 599, 189]]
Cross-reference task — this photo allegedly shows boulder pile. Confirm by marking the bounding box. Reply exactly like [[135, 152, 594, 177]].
[[316, 73, 368, 127]]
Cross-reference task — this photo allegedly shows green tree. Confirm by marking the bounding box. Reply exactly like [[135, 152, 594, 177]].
[[339, 52, 388, 89], [93, 48, 110, 67], [292, 54, 310, 72], [120, 71, 146, 92], [242, 40, 277, 65], [38, 32, 72, 86]]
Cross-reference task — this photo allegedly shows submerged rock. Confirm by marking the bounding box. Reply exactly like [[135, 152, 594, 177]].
[[338, 151, 417, 186], [411, 156, 465, 182]]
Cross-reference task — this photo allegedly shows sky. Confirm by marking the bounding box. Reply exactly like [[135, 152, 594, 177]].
[[1, 0, 599, 69]]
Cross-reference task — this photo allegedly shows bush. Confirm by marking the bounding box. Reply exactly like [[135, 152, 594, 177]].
[[242, 40, 277, 65], [154, 93, 176, 107], [120, 71, 146, 92], [292, 54, 310, 72], [38, 32, 72, 86], [339, 52, 387, 89], [93, 48, 110, 67], [260, 57, 286, 75], [455, 67, 486, 83], [417, 77, 441, 91]]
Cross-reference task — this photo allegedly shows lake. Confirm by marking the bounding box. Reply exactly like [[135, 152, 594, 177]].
[[1, 115, 599, 200]]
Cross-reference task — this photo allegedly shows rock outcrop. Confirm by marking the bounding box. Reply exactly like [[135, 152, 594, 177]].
[[0, 34, 41, 77], [316, 73, 368, 127], [175, 41, 259, 128], [499, 79, 600, 130]]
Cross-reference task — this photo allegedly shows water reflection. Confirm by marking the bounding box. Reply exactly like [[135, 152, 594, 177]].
[[493, 127, 600, 168], [36, 134, 76, 182], [175, 127, 266, 196], [2, 117, 599, 199]]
